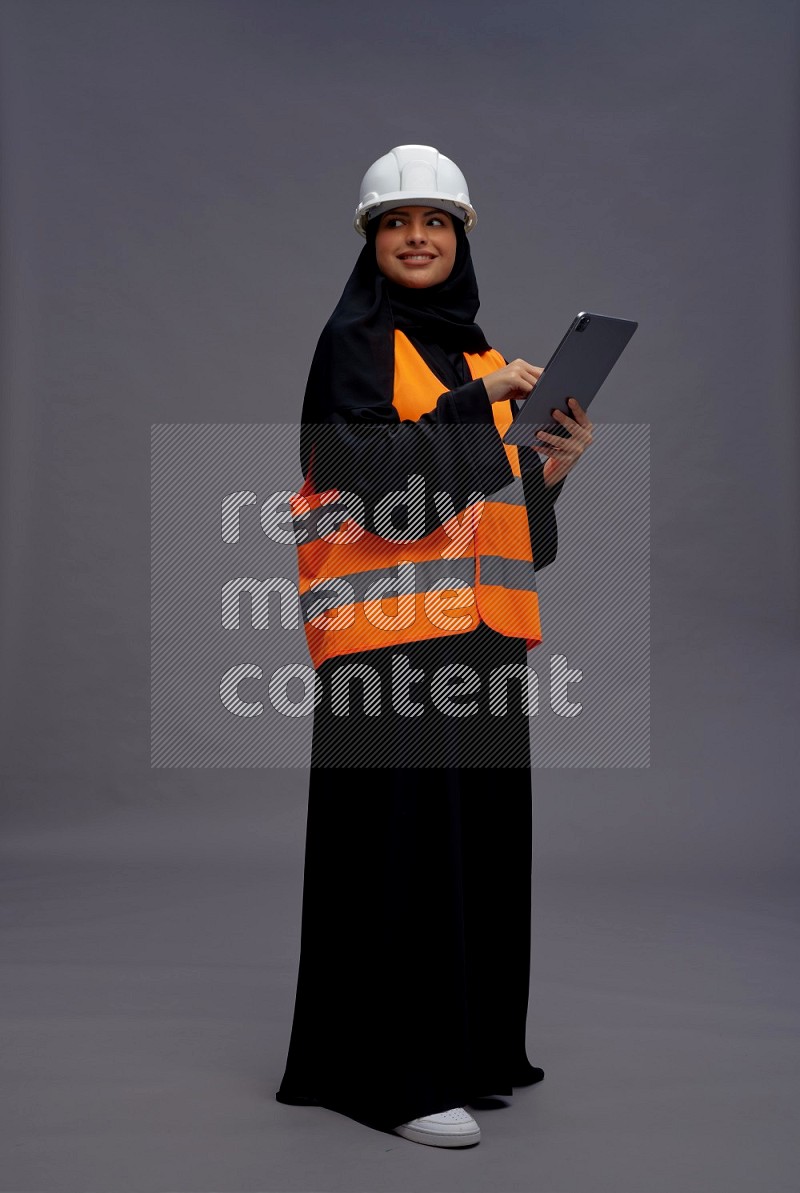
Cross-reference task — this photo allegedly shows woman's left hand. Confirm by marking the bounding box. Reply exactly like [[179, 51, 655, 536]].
[[534, 397, 594, 488]]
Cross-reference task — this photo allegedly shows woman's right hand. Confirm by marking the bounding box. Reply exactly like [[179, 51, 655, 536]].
[[483, 359, 544, 404]]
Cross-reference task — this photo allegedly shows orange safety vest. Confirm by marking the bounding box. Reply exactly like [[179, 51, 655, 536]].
[[290, 329, 542, 668]]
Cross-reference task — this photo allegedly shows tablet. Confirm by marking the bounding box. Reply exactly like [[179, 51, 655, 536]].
[[502, 311, 638, 447]]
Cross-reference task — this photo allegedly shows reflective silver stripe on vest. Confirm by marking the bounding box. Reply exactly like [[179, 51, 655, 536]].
[[485, 475, 526, 506], [479, 555, 538, 593], [301, 556, 476, 622]]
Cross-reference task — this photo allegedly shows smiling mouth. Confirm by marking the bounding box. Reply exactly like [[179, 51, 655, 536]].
[[398, 254, 436, 263]]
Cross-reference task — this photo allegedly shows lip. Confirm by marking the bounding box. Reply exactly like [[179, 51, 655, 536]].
[[397, 253, 437, 265]]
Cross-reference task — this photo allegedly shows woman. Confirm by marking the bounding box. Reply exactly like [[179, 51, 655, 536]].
[[275, 145, 592, 1148]]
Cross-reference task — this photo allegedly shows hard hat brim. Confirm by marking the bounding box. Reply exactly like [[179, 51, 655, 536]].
[[354, 194, 477, 237]]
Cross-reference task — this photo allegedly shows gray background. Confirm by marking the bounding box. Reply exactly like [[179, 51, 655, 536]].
[[0, 0, 798, 1190]]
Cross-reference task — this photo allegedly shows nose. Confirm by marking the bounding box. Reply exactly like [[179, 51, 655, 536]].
[[405, 221, 428, 243]]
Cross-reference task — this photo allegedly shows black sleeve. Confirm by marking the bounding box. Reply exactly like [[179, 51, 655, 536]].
[[305, 376, 515, 537], [517, 436, 566, 573], [507, 393, 562, 570]]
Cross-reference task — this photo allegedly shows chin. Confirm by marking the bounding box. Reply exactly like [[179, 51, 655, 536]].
[[393, 271, 442, 289]]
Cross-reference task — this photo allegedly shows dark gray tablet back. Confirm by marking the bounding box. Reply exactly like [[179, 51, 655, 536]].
[[503, 311, 637, 446]]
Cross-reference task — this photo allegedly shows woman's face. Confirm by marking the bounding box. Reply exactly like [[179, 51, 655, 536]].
[[374, 206, 457, 288]]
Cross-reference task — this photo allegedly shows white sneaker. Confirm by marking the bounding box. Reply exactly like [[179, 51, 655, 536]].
[[393, 1105, 481, 1148]]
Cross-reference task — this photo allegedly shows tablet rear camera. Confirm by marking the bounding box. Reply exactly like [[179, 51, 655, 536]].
[[577, 315, 591, 332]]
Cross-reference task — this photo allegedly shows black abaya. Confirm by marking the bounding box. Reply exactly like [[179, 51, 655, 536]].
[[275, 621, 545, 1133]]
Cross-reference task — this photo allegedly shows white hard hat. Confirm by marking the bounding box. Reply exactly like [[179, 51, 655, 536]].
[[354, 144, 477, 237]]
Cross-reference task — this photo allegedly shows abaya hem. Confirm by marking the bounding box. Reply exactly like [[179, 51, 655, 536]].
[[276, 1063, 545, 1134]]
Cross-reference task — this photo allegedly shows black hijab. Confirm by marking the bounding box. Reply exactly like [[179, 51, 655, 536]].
[[300, 213, 493, 478]]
